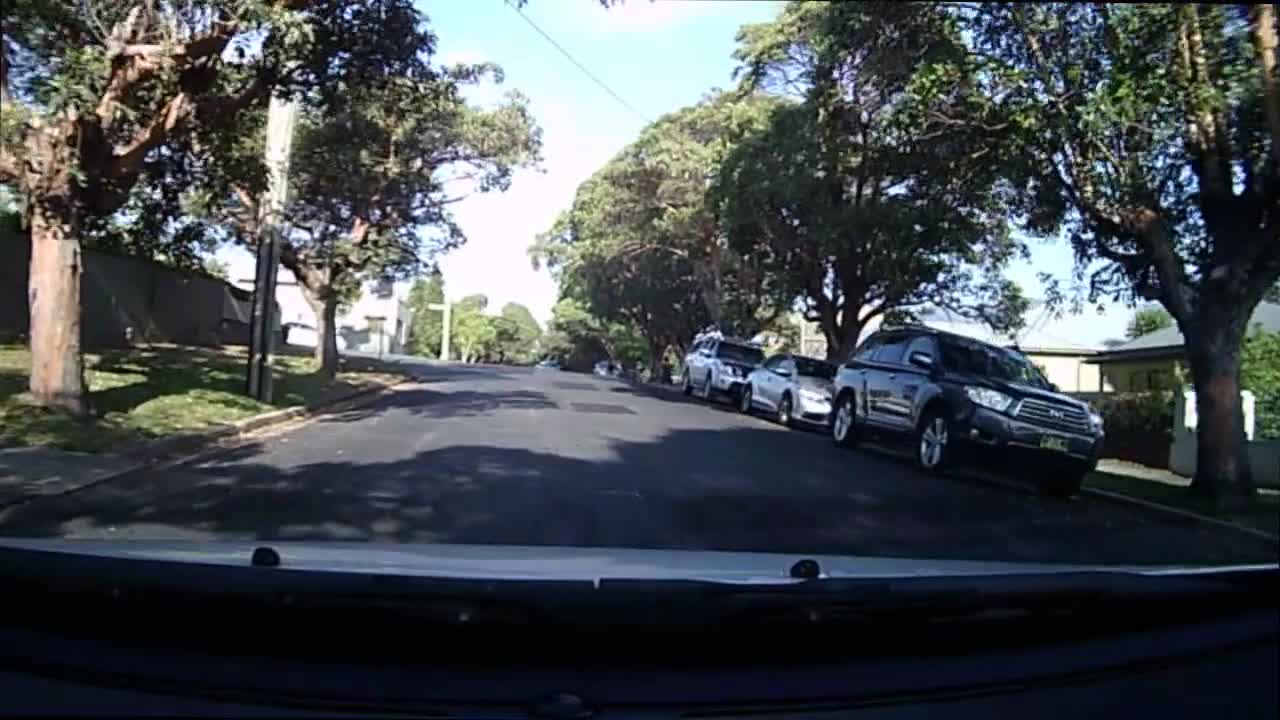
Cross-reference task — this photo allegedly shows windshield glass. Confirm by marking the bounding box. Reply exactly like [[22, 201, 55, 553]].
[[794, 357, 836, 379], [1, 0, 1275, 583], [940, 340, 1052, 388], [716, 343, 765, 365]]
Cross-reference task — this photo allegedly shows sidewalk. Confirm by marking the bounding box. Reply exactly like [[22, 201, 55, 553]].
[[0, 446, 138, 508]]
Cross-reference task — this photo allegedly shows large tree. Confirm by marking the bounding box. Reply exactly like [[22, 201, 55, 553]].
[[598, 93, 790, 336], [531, 94, 788, 375], [493, 302, 542, 365], [213, 59, 539, 377], [961, 4, 1280, 504], [450, 294, 495, 363], [0, 0, 426, 411], [718, 2, 1027, 361]]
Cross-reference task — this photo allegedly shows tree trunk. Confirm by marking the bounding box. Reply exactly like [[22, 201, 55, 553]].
[[27, 198, 87, 413], [300, 285, 339, 380], [647, 342, 666, 383], [1183, 314, 1255, 508]]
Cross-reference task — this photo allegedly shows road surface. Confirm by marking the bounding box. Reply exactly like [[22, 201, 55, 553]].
[[0, 362, 1274, 566]]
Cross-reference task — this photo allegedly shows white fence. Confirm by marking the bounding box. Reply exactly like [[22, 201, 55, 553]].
[[1170, 391, 1280, 488]]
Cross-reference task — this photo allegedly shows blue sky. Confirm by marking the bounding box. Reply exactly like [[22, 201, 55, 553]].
[[218, 0, 1132, 345]]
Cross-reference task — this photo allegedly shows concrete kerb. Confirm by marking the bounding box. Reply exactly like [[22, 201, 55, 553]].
[[1079, 485, 1280, 544], [1, 379, 410, 510]]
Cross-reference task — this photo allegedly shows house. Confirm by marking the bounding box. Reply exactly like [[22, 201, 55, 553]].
[[233, 270, 412, 355], [1087, 302, 1280, 392]]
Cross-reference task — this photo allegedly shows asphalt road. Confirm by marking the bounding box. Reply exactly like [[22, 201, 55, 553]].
[[0, 361, 1274, 566]]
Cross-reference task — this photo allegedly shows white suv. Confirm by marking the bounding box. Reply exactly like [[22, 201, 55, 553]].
[[682, 337, 765, 401]]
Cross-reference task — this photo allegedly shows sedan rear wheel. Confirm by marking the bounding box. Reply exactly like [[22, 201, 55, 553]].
[[776, 394, 793, 428], [738, 384, 754, 414]]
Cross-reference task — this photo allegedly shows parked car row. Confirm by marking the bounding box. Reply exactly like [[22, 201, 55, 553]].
[[681, 326, 1106, 497]]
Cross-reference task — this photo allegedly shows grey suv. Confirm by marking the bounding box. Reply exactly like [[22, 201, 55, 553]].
[[682, 337, 765, 402], [829, 326, 1105, 497]]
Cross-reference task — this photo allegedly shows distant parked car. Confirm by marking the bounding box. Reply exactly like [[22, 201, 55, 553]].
[[739, 354, 836, 428], [593, 360, 621, 378], [829, 326, 1105, 497], [535, 358, 562, 370], [682, 337, 764, 401]]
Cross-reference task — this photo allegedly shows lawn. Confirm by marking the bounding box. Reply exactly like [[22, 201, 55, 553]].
[[0, 344, 402, 453], [1085, 470, 1280, 538]]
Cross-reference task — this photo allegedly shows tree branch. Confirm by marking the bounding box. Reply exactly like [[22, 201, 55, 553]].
[[1252, 3, 1280, 170], [109, 91, 193, 178]]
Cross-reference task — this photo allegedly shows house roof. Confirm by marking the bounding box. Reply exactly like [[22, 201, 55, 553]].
[[916, 302, 1100, 355], [1088, 301, 1280, 363]]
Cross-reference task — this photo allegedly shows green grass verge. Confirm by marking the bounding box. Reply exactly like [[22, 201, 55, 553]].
[[1085, 470, 1280, 537], [1, 344, 402, 453]]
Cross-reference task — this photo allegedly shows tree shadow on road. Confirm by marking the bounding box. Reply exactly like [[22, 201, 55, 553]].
[[1, 420, 1273, 567]]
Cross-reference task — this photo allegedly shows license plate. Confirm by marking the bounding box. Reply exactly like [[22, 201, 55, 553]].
[[1039, 435, 1069, 452]]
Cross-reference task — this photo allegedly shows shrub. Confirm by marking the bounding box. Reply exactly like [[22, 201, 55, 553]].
[[1090, 391, 1176, 437], [1242, 329, 1280, 440]]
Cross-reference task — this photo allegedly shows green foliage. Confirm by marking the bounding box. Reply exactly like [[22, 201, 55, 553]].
[[717, 2, 1027, 359], [539, 298, 645, 371], [406, 271, 446, 358], [1242, 329, 1280, 440], [962, 4, 1279, 337], [493, 303, 542, 365], [450, 294, 496, 363], [1126, 307, 1174, 339], [532, 93, 788, 363]]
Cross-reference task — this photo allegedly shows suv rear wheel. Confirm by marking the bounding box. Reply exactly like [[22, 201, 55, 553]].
[[916, 409, 951, 473], [738, 384, 754, 414], [681, 369, 693, 396], [831, 393, 858, 448]]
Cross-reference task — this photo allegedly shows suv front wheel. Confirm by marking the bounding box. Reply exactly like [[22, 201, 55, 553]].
[[916, 409, 951, 473]]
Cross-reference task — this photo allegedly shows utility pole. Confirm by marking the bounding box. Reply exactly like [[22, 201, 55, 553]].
[[246, 94, 298, 402], [427, 301, 451, 360]]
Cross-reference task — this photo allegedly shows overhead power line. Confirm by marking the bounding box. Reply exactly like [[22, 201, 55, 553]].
[[503, 0, 653, 125]]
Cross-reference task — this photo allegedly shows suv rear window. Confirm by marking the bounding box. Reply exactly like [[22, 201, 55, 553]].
[[716, 343, 764, 365], [794, 357, 835, 379], [939, 338, 1051, 388]]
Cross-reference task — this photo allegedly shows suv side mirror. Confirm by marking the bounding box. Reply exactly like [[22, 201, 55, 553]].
[[774, 367, 793, 378], [908, 351, 934, 369]]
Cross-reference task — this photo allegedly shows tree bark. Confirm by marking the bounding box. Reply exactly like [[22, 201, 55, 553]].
[[647, 342, 667, 383], [1183, 312, 1255, 508], [27, 197, 88, 413], [299, 284, 339, 380]]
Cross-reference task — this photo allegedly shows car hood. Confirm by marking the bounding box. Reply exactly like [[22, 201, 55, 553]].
[[796, 376, 834, 393], [958, 375, 1087, 409], [0, 539, 1257, 583]]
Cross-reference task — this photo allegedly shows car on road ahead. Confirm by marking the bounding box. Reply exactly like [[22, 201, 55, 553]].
[[682, 337, 764, 401], [535, 358, 562, 370], [739, 353, 836, 428], [829, 326, 1105, 497]]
